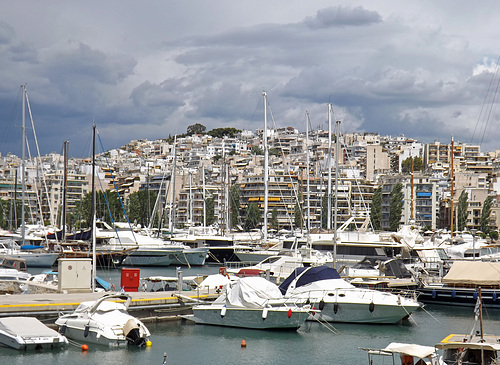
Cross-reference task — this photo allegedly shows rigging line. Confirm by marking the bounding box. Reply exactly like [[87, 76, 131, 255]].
[[25, 92, 57, 235], [267, 103, 302, 229], [480, 62, 500, 146], [96, 131, 133, 245], [96, 171, 122, 247], [471, 56, 500, 144]]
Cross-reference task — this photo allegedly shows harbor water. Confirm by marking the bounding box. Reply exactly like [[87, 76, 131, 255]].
[[2, 265, 500, 364]]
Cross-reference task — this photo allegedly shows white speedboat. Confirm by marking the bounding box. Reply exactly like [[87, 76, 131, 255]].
[[280, 266, 421, 324], [0, 317, 68, 350], [188, 276, 311, 330], [55, 293, 150, 347]]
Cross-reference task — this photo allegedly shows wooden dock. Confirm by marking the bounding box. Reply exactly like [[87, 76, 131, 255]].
[[0, 290, 219, 322]]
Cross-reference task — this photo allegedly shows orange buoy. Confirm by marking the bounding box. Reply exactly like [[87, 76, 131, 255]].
[[241, 339, 247, 347], [81, 344, 89, 351]]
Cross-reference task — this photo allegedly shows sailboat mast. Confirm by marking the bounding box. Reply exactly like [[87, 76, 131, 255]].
[[305, 111, 311, 234], [62, 141, 68, 241], [91, 124, 96, 292], [168, 136, 177, 233], [327, 104, 332, 230], [333, 120, 341, 269], [21, 84, 26, 246], [263, 91, 269, 241]]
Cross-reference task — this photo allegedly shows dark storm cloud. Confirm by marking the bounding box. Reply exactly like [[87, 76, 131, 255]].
[[305, 6, 382, 29]]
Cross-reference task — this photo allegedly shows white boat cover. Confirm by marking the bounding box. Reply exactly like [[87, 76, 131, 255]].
[[0, 317, 60, 337], [214, 277, 283, 308], [442, 261, 500, 286], [383, 342, 437, 358], [198, 274, 231, 289]]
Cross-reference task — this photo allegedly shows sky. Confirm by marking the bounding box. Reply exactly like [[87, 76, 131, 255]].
[[1, 1, 500, 157]]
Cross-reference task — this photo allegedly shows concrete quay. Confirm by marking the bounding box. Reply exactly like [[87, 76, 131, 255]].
[[0, 290, 218, 322]]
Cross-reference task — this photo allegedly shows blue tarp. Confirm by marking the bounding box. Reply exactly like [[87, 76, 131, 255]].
[[20, 245, 44, 250], [279, 266, 341, 295]]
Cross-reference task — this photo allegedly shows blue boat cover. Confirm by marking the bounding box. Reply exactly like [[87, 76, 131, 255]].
[[20, 245, 44, 250], [279, 266, 341, 295]]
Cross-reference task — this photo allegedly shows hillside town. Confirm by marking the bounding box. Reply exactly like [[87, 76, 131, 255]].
[[1, 124, 499, 238]]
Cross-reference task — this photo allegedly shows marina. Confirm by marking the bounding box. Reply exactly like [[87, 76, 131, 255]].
[[0, 265, 499, 364]]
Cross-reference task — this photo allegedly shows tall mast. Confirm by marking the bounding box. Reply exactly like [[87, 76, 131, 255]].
[[168, 136, 177, 233], [305, 111, 311, 234], [450, 137, 454, 238], [91, 124, 96, 292], [263, 91, 269, 241], [333, 120, 340, 269], [202, 167, 206, 227], [327, 104, 332, 230], [21, 84, 26, 246], [62, 141, 68, 240]]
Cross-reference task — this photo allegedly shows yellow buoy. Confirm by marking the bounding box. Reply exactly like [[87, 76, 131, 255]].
[[241, 339, 247, 347], [146, 340, 152, 347]]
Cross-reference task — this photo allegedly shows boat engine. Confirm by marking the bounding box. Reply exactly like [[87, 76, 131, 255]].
[[124, 318, 147, 346]]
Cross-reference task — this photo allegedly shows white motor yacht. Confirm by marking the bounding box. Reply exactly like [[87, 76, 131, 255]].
[[280, 266, 421, 324], [55, 293, 150, 347], [188, 276, 311, 330]]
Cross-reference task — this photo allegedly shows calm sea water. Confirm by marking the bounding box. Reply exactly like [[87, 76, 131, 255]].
[[2, 266, 500, 364]]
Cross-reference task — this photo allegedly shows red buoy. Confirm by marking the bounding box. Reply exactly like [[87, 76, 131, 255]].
[[81, 344, 89, 351], [241, 339, 247, 347], [288, 308, 292, 318]]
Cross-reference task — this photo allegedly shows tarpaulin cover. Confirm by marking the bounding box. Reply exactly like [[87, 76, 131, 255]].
[[442, 261, 500, 286]]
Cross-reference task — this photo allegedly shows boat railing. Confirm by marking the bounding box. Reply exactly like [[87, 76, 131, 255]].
[[285, 287, 419, 304]]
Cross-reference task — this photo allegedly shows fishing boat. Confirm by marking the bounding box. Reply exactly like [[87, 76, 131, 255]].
[[188, 276, 311, 330], [55, 293, 150, 347], [435, 288, 500, 365], [279, 266, 421, 324], [0, 317, 68, 350], [361, 342, 443, 365]]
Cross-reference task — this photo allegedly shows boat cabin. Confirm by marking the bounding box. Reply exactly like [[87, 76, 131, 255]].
[[361, 342, 441, 365]]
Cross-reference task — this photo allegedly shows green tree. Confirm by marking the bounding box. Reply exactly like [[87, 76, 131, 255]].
[[77, 190, 124, 228], [127, 189, 158, 227], [294, 203, 302, 229], [230, 184, 240, 229], [251, 146, 264, 155], [457, 190, 468, 231], [205, 197, 215, 226], [269, 147, 280, 156], [270, 206, 278, 230], [389, 183, 404, 231], [207, 127, 241, 138], [480, 196, 493, 233], [401, 156, 423, 173], [244, 202, 261, 231], [186, 123, 206, 136], [370, 186, 382, 231]]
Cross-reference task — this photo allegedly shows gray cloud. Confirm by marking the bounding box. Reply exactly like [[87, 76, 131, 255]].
[[304, 6, 382, 29]]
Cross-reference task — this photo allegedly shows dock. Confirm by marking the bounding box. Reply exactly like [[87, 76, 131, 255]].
[[0, 290, 220, 323]]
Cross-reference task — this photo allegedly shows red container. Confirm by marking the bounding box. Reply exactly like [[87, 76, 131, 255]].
[[121, 268, 140, 292]]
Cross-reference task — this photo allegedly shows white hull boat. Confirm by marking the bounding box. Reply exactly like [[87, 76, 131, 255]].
[[280, 266, 421, 324], [55, 293, 150, 347], [189, 276, 311, 330], [0, 317, 68, 350]]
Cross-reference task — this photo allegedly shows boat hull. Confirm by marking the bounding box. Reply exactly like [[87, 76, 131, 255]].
[[170, 248, 209, 266], [190, 306, 309, 329], [308, 301, 420, 324], [60, 325, 128, 347], [417, 286, 500, 308], [123, 249, 180, 267], [9, 253, 59, 268]]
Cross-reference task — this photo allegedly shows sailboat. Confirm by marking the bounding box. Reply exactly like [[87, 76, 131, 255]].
[[2, 85, 60, 268]]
